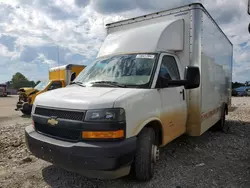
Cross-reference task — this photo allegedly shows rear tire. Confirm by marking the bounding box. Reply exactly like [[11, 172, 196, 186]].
[[132, 127, 159, 181], [212, 107, 229, 133]]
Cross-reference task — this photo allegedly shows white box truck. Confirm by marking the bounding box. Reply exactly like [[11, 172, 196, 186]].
[[25, 3, 233, 181]]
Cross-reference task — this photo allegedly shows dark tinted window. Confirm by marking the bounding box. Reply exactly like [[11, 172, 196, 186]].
[[159, 56, 180, 80], [48, 81, 62, 90]]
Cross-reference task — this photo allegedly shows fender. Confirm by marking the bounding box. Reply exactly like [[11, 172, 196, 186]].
[[132, 117, 163, 137]]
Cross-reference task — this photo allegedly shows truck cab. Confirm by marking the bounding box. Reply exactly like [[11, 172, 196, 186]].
[[16, 64, 85, 115], [27, 79, 66, 105]]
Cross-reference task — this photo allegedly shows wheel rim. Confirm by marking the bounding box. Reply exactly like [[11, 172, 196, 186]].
[[150, 145, 159, 174], [151, 145, 160, 163]]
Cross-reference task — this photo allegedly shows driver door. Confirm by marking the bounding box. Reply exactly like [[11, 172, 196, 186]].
[[155, 53, 187, 145]]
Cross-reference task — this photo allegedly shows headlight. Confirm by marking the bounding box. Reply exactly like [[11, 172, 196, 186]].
[[85, 108, 125, 122]]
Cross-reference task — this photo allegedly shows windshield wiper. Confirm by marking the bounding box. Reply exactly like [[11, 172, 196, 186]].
[[70, 81, 85, 87], [90, 81, 127, 88]]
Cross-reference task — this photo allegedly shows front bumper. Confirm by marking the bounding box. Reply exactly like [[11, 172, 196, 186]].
[[25, 125, 137, 179]]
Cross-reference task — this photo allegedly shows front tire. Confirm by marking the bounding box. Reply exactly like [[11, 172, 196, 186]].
[[133, 127, 159, 181], [21, 109, 31, 116]]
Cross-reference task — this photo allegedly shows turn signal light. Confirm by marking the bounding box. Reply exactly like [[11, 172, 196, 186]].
[[82, 130, 124, 139]]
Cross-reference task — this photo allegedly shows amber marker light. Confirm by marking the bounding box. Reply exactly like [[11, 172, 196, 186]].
[[82, 130, 124, 139]]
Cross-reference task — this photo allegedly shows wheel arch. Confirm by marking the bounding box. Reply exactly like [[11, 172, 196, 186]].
[[133, 118, 164, 146]]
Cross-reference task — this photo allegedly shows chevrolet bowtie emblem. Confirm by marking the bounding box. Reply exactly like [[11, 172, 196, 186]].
[[47, 118, 58, 126]]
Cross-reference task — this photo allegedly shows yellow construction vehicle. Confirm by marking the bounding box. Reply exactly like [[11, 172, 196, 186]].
[[16, 64, 86, 115]]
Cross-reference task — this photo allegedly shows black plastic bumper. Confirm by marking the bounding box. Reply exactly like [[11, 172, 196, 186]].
[[25, 125, 137, 177]]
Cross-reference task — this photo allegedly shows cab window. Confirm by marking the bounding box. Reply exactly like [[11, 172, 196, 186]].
[[48, 81, 62, 90], [156, 55, 180, 88]]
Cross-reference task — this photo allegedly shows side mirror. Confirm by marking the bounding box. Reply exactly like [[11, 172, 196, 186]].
[[70, 72, 76, 82], [184, 66, 200, 89]]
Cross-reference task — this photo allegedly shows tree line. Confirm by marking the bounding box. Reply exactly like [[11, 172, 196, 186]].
[[5, 72, 40, 89], [3, 72, 249, 90], [232, 81, 250, 89]]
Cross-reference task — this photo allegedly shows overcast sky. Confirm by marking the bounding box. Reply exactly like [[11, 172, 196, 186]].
[[0, 0, 249, 83]]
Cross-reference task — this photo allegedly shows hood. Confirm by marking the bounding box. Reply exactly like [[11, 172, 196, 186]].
[[34, 86, 136, 110], [18, 87, 36, 95]]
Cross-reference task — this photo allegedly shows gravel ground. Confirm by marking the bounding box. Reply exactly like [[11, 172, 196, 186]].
[[0, 97, 249, 188]]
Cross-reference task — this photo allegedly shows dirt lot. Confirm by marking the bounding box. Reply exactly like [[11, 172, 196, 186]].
[[0, 95, 31, 125], [0, 96, 249, 188]]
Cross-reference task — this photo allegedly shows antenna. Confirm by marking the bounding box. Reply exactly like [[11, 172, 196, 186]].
[[57, 45, 60, 79], [57, 45, 59, 66], [248, 0, 250, 15]]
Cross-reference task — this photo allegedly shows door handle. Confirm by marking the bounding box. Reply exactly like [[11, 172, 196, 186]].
[[180, 89, 185, 100]]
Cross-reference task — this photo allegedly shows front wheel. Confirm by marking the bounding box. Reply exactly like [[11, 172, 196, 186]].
[[132, 127, 159, 181], [21, 109, 31, 116]]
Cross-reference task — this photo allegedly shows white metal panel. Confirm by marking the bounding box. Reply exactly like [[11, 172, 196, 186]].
[[157, 19, 184, 52], [49, 65, 68, 72], [113, 89, 162, 139], [97, 19, 184, 57], [201, 11, 233, 112], [200, 11, 233, 133], [34, 86, 136, 110]]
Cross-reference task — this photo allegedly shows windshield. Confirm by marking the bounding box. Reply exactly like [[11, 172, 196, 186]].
[[34, 80, 50, 91], [74, 53, 157, 88]]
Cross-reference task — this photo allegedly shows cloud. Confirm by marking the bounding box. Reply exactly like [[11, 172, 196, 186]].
[[82, 0, 196, 14], [35, 53, 56, 65], [91, 0, 135, 14], [0, 0, 249, 83], [0, 44, 15, 57], [74, 0, 90, 8], [0, 34, 17, 51], [204, 0, 243, 25]]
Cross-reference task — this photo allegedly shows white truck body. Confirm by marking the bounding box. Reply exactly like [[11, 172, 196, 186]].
[[98, 3, 233, 137], [25, 3, 233, 180]]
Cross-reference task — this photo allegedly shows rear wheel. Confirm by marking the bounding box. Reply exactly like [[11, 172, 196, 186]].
[[132, 127, 159, 181], [212, 107, 229, 133]]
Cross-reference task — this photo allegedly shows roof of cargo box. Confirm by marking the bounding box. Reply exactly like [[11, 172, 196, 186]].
[[49, 64, 85, 72], [105, 3, 232, 46], [97, 19, 184, 57]]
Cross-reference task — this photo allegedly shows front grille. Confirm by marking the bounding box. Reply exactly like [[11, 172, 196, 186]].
[[35, 107, 85, 121], [35, 123, 81, 142]]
